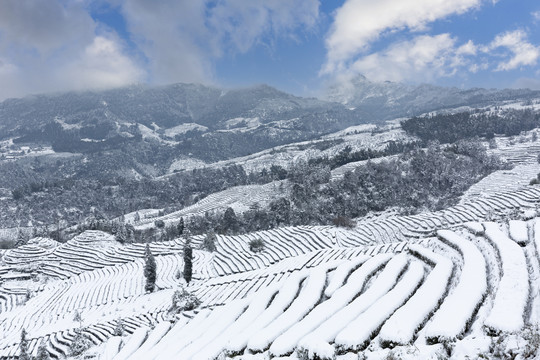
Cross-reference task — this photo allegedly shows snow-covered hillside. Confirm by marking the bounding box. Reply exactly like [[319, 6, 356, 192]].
[[1, 184, 540, 359]]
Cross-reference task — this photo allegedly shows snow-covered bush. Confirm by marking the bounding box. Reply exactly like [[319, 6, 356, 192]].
[[69, 328, 92, 356], [170, 287, 201, 313], [201, 231, 217, 252], [249, 238, 265, 252], [522, 325, 540, 359]]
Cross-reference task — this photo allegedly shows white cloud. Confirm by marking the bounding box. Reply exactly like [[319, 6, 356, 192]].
[[457, 40, 477, 55], [61, 36, 145, 90], [208, 0, 319, 54], [323, 0, 484, 74], [0, 0, 319, 100], [533, 11, 540, 22], [118, 0, 320, 85], [119, 0, 210, 85], [0, 0, 144, 100], [487, 30, 540, 71], [349, 34, 474, 83], [0, 0, 95, 54]]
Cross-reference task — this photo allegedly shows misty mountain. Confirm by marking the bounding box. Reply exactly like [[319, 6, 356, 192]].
[[326, 75, 540, 120], [0, 83, 361, 162]]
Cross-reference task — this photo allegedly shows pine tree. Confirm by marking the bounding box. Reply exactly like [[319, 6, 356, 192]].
[[177, 217, 184, 236], [115, 223, 127, 244], [221, 207, 239, 234], [144, 244, 157, 292], [19, 328, 30, 360], [36, 339, 50, 360], [15, 229, 27, 247], [183, 240, 193, 284]]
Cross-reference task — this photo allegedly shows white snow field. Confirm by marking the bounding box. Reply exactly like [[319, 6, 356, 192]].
[[0, 187, 539, 359]]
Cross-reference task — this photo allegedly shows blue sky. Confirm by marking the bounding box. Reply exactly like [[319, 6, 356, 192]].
[[0, 0, 539, 100]]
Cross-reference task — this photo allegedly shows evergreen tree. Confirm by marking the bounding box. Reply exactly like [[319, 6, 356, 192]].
[[177, 217, 184, 236], [144, 244, 157, 292], [36, 339, 50, 360], [183, 240, 193, 284], [15, 229, 27, 247], [19, 328, 30, 360], [201, 231, 217, 252], [221, 207, 239, 234], [115, 223, 127, 244]]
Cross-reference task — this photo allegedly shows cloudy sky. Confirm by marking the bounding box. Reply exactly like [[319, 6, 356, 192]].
[[0, 0, 539, 100]]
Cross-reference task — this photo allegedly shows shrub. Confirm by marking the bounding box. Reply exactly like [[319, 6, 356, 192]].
[[36, 339, 50, 360], [201, 231, 217, 252], [154, 220, 165, 228], [249, 238, 265, 252], [69, 328, 92, 356], [113, 318, 125, 336], [332, 216, 356, 228], [170, 287, 201, 313], [523, 325, 540, 359]]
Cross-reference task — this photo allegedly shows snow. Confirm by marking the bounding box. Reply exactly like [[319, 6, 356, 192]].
[[450, 336, 492, 360], [129, 321, 172, 360], [112, 326, 149, 360], [463, 222, 485, 235], [324, 255, 369, 298], [193, 283, 282, 360], [247, 263, 333, 352], [226, 270, 308, 354], [535, 219, 540, 259], [378, 246, 453, 346], [101, 336, 123, 360], [300, 342, 335, 360], [334, 261, 425, 351], [145, 313, 205, 359], [137, 124, 176, 145], [225, 117, 261, 130], [164, 123, 208, 137], [270, 254, 392, 357], [172, 298, 250, 359], [483, 222, 529, 333], [2, 187, 540, 359], [424, 230, 487, 342], [508, 220, 529, 245], [298, 254, 408, 355], [460, 163, 540, 202], [167, 157, 207, 173]]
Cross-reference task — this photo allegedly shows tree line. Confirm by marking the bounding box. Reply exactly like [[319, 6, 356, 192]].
[[401, 108, 540, 143]]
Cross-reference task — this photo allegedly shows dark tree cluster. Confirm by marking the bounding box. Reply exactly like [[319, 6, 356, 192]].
[[401, 109, 540, 143], [185, 139, 506, 234]]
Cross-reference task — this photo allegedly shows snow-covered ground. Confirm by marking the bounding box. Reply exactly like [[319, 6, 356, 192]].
[[1, 189, 540, 359]]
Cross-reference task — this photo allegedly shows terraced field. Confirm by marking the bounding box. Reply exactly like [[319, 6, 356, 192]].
[[95, 220, 540, 360], [0, 186, 539, 359], [132, 181, 288, 231]]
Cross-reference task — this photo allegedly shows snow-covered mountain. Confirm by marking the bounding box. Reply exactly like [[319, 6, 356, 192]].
[[326, 75, 540, 120]]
